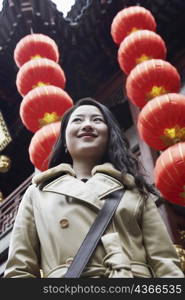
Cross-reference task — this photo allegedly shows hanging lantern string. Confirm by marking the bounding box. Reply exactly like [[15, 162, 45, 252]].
[[13, 33, 74, 171], [111, 5, 185, 206]]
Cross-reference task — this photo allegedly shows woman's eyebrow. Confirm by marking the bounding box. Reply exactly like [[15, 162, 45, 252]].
[[72, 114, 103, 117], [72, 114, 84, 117]]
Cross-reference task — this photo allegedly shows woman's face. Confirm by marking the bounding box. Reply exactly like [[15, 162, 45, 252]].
[[65, 105, 109, 163]]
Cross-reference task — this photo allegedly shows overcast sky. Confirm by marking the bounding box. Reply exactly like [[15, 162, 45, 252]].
[[0, 0, 76, 16], [51, 0, 76, 16]]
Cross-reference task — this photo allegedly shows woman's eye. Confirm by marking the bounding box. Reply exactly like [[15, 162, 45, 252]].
[[72, 118, 82, 122], [94, 118, 104, 122]]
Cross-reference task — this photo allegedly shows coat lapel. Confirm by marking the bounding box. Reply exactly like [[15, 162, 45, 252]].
[[42, 173, 123, 210]]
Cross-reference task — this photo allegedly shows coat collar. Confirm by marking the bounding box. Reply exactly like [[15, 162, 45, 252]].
[[32, 163, 135, 188], [32, 163, 76, 185], [32, 163, 135, 210]]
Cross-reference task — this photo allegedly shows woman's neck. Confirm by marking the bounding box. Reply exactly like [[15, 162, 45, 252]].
[[72, 160, 99, 179]]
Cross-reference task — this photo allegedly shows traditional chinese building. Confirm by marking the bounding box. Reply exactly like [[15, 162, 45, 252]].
[[0, 0, 185, 276]]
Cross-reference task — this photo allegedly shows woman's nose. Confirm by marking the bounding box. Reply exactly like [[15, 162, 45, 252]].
[[81, 121, 93, 131]]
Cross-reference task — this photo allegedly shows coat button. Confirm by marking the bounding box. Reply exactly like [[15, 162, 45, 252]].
[[59, 218, 69, 228]]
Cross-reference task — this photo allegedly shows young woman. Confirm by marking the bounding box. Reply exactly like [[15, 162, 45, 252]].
[[4, 98, 184, 278]]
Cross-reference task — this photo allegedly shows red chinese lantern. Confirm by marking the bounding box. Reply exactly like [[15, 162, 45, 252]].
[[29, 121, 61, 171], [126, 59, 180, 108], [137, 93, 185, 150], [20, 85, 73, 133], [154, 142, 185, 206], [111, 6, 156, 45], [118, 30, 167, 75], [14, 33, 59, 68], [16, 58, 66, 96]]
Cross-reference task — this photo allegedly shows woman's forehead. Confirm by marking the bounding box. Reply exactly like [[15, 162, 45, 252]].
[[70, 105, 102, 116]]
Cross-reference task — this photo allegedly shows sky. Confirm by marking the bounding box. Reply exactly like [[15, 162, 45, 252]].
[[0, 0, 76, 16], [51, 0, 76, 16]]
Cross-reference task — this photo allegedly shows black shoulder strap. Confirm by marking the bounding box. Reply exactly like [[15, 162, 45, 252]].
[[64, 188, 125, 278]]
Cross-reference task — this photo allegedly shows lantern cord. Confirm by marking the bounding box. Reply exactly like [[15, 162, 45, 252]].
[[30, 26, 34, 34]]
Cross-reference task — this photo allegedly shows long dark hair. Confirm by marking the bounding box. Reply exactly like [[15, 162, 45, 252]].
[[49, 97, 157, 198]]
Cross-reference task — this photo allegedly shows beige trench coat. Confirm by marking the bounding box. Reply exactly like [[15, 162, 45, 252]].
[[4, 163, 184, 278]]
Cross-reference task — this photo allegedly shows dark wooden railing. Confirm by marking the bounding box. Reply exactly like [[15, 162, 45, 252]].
[[0, 174, 34, 238]]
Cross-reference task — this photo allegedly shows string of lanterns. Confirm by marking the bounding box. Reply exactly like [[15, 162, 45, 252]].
[[111, 6, 185, 206], [14, 33, 73, 171]]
